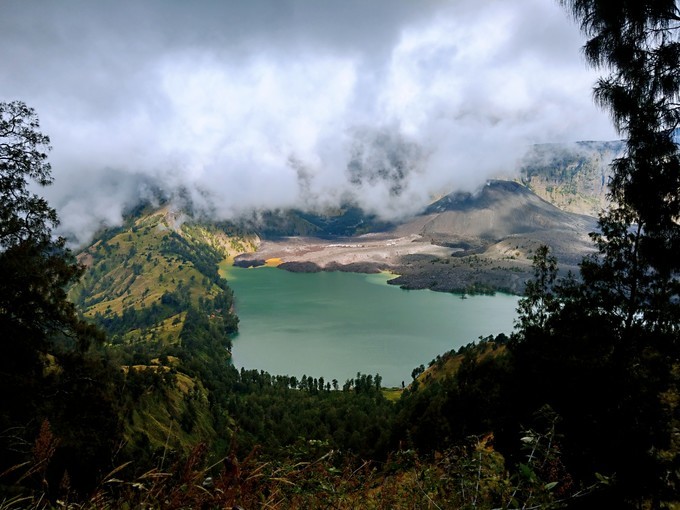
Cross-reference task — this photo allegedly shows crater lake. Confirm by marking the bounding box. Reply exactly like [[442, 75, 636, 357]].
[[224, 266, 519, 387]]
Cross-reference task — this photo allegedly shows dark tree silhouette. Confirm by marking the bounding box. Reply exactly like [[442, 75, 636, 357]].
[[0, 101, 57, 248], [561, 0, 680, 332], [0, 101, 120, 496], [506, 3, 680, 506]]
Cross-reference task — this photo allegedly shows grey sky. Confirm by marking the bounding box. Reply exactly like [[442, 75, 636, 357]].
[[0, 0, 616, 243]]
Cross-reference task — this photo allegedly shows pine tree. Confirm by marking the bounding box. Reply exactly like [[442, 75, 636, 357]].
[[509, 3, 680, 506], [561, 0, 680, 333], [0, 101, 119, 496], [0, 101, 56, 248]]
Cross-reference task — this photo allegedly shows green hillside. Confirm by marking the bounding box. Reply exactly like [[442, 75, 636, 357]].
[[66, 207, 258, 455], [413, 336, 509, 389], [71, 206, 256, 345]]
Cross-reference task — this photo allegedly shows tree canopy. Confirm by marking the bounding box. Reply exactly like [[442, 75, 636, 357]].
[[561, 0, 680, 332], [0, 101, 118, 494], [0, 101, 57, 249], [503, 2, 680, 506]]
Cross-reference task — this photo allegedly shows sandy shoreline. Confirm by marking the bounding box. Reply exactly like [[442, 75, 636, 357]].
[[234, 233, 452, 272]]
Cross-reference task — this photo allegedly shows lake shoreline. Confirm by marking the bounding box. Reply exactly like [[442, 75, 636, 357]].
[[232, 256, 523, 296], [225, 265, 519, 387], [230, 234, 538, 295]]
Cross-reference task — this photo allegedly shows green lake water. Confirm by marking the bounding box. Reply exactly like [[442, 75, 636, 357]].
[[225, 266, 519, 388]]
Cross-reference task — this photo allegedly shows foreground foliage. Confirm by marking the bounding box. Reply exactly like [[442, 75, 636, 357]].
[[3, 429, 588, 510], [0, 102, 123, 495]]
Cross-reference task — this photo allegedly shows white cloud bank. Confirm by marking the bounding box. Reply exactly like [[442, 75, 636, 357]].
[[0, 0, 616, 244]]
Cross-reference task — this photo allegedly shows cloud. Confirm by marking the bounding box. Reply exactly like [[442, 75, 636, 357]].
[[0, 0, 616, 244]]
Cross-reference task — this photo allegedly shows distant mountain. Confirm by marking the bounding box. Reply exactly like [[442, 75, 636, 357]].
[[238, 206, 394, 239], [517, 139, 624, 216], [422, 179, 594, 241], [241, 139, 619, 242], [385, 180, 597, 293], [231, 180, 598, 294], [77, 137, 617, 302], [412, 180, 597, 263]]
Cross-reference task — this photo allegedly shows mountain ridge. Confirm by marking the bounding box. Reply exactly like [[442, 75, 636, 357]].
[[517, 139, 623, 216], [234, 179, 596, 294]]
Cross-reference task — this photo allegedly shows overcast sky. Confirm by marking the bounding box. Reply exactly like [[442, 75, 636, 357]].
[[0, 0, 617, 244]]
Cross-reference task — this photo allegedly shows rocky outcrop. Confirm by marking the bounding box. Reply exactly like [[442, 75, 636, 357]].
[[518, 140, 623, 216]]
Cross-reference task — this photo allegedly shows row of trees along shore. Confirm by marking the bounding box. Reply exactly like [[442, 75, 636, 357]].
[[0, 0, 679, 507]]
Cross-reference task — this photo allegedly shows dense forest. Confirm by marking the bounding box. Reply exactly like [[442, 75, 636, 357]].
[[1, 1, 680, 508]]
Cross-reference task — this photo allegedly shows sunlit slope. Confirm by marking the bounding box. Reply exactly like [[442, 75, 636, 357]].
[[71, 207, 257, 345], [69, 207, 258, 454], [121, 361, 220, 455], [413, 337, 509, 390]]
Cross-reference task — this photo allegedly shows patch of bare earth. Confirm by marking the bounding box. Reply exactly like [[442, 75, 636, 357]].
[[234, 234, 452, 271]]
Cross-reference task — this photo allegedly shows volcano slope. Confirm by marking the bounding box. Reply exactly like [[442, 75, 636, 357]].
[[234, 180, 597, 294]]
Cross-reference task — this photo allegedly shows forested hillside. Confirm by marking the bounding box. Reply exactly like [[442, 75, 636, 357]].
[[64, 208, 246, 458], [70, 207, 251, 347]]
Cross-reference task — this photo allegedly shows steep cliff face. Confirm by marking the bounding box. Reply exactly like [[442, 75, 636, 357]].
[[517, 140, 624, 216]]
